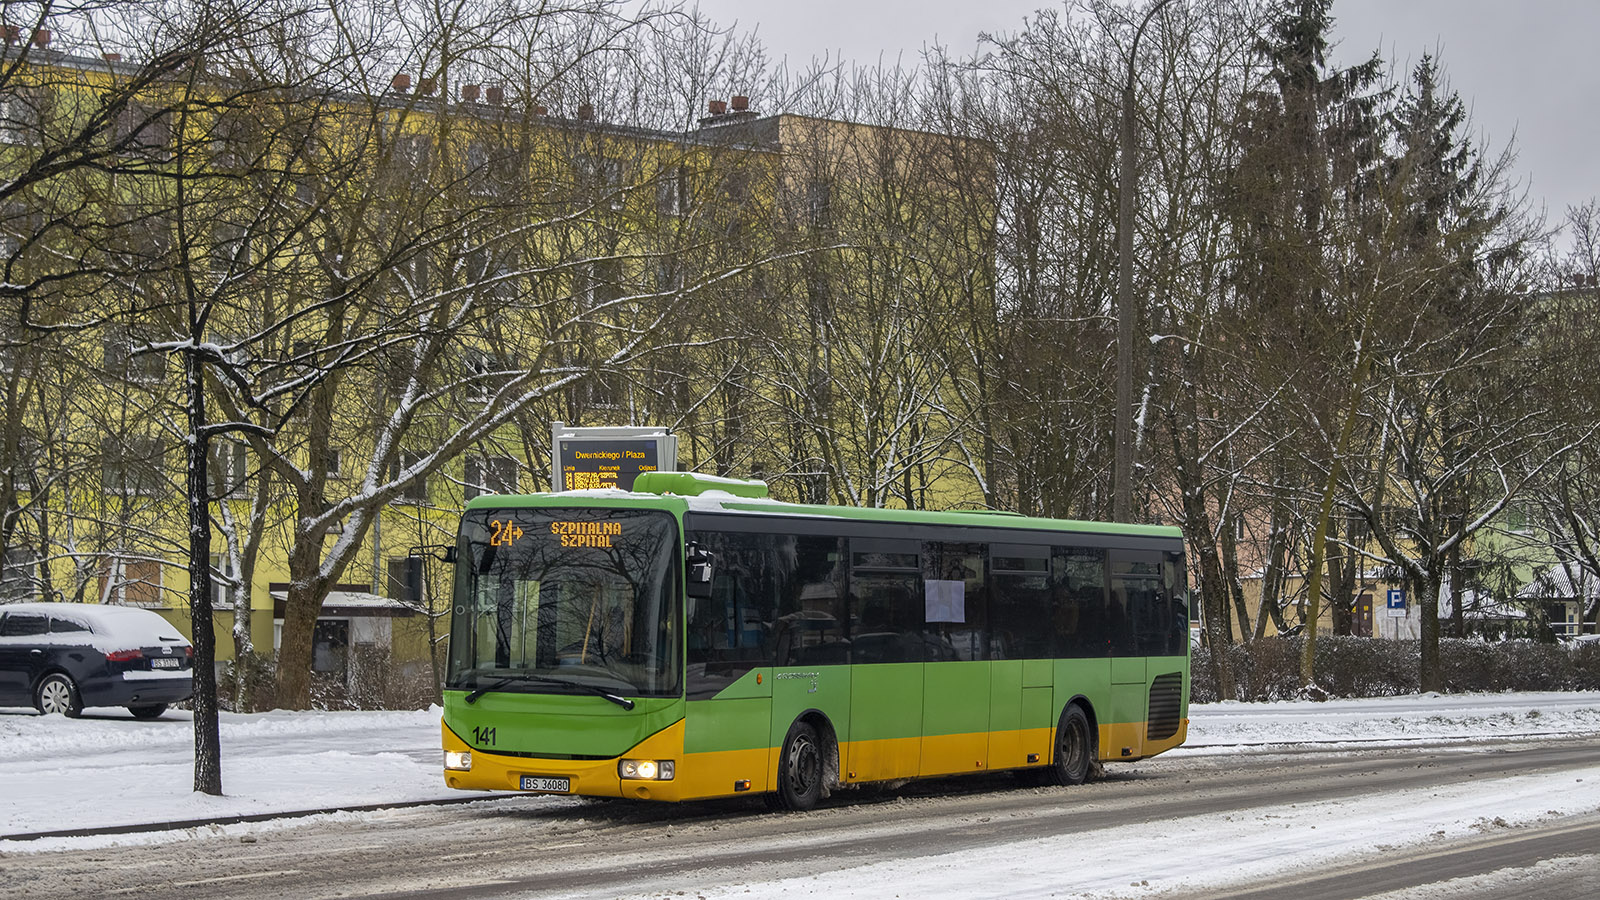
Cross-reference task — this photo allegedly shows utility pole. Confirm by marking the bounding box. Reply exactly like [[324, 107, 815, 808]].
[[1114, 0, 1178, 523]]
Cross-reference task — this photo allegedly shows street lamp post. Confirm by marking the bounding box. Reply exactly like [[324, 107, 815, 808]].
[[1113, 0, 1177, 523]]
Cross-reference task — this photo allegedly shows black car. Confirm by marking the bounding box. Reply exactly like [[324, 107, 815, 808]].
[[0, 602, 194, 718]]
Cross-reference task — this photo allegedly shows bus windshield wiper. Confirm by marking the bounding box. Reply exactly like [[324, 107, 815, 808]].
[[464, 675, 522, 704], [528, 675, 636, 710], [462, 673, 635, 710]]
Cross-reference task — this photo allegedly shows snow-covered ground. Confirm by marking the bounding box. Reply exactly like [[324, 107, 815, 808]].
[[3, 690, 1599, 890]]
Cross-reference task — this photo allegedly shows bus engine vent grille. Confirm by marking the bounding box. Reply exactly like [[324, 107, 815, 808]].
[[1146, 673, 1183, 741]]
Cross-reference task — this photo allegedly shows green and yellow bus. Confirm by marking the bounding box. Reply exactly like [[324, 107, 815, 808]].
[[441, 472, 1190, 810]]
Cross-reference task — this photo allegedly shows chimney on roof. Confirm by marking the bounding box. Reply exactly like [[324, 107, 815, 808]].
[[2, 26, 19, 44], [578, 102, 594, 120], [104, 52, 123, 64], [486, 85, 504, 105], [418, 77, 436, 96], [708, 99, 727, 116], [533, 104, 548, 117], [391, 73, 411, 93], [731, 95, 749, 112], [462, 83, 480, 102], [31, 29, 51, 48]]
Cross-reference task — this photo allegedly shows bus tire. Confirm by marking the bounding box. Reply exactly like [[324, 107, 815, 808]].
[[774, 720, 825, 811], [1050, 704, 1095, 786]]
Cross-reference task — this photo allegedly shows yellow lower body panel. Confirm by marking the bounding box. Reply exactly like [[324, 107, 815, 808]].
[[442, 718, 1187, 802], [1098, 718, 1189, 762]]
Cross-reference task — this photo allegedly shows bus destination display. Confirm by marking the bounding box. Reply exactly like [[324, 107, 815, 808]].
[[557, 440, 659, 492]]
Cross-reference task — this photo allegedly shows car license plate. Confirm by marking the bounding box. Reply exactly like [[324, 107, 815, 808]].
[[150, 658, 181, 669], [520, 776, 570, 793]]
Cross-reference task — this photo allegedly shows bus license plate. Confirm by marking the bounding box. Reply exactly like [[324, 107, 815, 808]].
[[520, 776, 570, 793]]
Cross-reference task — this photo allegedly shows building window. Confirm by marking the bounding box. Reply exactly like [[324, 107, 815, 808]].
[[576, 153, 624, 209], [209, 441, 248, 498], [805, 178, 833, 229], [657, 166, 689, 217], [386, 556, 423, 605], [464, 454, 518, 500], [387, 451, 428, 504], [580, 257, 623, 308], [323, 446, 343, 481], [111, 102, 172, 160], [6, 434, 38, 492], [103, 327, 167, 384], [209, 111, 257, 169], [210, 221, 252, 279], [1, 547, 38, 602], [102, 435, 169, 497], [208, 553, 241, 607], [0, 87, 47, 145], [392, 132, 430, 169], [99, 557, 164, 607], [466, 140, 519, 194]]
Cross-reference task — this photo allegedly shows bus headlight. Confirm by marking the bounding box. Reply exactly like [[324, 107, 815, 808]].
[[619, 758, 674, 781], [444, 750, 473, 771]]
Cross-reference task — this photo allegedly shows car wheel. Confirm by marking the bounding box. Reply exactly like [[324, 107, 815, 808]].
[[35, 673, 83, 717], [774, 719, 825, 811], [1050, 703, 1095, 786], [128, 703, 168, 720]]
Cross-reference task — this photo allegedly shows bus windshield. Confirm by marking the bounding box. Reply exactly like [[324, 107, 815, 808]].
[[447, 507, 680, 698]]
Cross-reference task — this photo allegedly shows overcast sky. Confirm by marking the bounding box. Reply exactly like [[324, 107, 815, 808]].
[[688, 0, 1599, 230]]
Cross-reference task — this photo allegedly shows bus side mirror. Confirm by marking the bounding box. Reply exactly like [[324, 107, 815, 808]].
[[686, 542, 714, 599]]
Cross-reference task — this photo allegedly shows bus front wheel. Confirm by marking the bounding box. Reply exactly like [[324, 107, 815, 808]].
[[1050, 704, 1095, 786], [773, 720, 824, 811]]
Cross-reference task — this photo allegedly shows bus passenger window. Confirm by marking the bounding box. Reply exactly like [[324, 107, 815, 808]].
[[848, 538, 923, 663], [1054, 548, 1108, 658], [990, 544, 1050, 659], [1111, 551, 1165, 657], [772, 535, 849, 667]]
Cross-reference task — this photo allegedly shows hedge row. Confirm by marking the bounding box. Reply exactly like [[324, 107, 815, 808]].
[[1190, 636, 1600, 703]]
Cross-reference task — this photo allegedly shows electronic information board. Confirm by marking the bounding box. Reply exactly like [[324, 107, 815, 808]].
[[550, 422, 677, 492]]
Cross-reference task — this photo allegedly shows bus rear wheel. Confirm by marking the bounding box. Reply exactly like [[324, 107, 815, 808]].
[[1050, 704, 1095, 786], [773, 720, 824, 811]]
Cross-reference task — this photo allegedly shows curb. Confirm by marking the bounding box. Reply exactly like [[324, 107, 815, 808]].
[[1, 794, 517, 843]]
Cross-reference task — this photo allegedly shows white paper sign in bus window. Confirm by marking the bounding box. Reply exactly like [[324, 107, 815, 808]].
[[925, 579, 966, 623]]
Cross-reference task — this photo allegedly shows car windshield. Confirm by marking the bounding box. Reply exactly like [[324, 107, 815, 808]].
[[446, 507, 681, 698]]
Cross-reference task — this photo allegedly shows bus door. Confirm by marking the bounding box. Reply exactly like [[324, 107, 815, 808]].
[[768, 535, 854, 790], [685, 531, 782, 795], [988, 544, 1055, 770], [919, 541, 990, 777], [845, 538, 924, 783], [1107, 549, 1162, 759]]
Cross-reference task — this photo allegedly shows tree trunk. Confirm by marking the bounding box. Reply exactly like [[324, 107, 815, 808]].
[[1220, 513, 1253, 640], [275, 531, 335, 710], [1418, 570, 1444, 693], [187, 349, 223, 796], [1329, 516, 1353, 636]]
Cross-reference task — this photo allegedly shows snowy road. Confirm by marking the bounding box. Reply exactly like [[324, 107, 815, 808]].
[[4, 736, 1597, 899], [2, 692, 1598, 898], [3, 685, 1600, 890]]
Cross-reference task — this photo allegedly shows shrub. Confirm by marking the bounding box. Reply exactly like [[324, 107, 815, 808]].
[[217, 649, 438, 711], [1191, 636, 1600, 702]]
